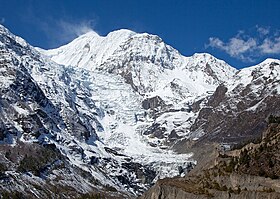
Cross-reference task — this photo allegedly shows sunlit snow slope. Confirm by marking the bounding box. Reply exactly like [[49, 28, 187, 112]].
[[39, 30, 237, 147]]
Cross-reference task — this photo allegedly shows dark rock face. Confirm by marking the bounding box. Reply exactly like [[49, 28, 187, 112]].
[[191, 99, 204, 113], [121, 162, 157, 185], [169, 129, 181, 140], [207, 84, 228, 108], [143, 123, 166, 139], [142, 96, 166, 110], [192, 94, 280, 144], [120, 70, 139, 91], [204, 63, 219, 82], [190, 62, 280, 144]]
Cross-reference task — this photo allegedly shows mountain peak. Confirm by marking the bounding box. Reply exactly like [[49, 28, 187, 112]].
[[80, 30, 100, 38], [0, 24, 29, 48], [40, 27, 238, 92], [188, 52, 230, 65], [192, 52, 216, 58], [108, 28, 136, 36], [184, 53, 237, 84], [41, 28, 136, 69], [78, 29, 136, 41], [260, 58, 280, 65]]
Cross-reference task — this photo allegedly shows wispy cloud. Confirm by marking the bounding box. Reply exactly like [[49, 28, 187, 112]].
[[208, 37, 257, 62], [17, 1, 98, 48], [37, 18, 97, 48], [58, 20, 96, 37], [259, 37, 280, 54], [206, 26, 280, 62]]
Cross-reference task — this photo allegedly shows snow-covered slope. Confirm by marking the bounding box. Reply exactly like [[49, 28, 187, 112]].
[[39, 29, 238, 147], [38, 29, 136, 70]]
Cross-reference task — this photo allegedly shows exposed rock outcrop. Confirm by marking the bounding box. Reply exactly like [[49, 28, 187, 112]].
[[142, 96, 166, 110]]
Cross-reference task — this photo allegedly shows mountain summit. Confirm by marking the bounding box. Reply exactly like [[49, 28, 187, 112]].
[[40, 30, 237, 97]]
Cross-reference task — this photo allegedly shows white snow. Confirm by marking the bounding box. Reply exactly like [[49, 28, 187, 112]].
[[12, 104, 29, 116], [40, 29, 136, 70]]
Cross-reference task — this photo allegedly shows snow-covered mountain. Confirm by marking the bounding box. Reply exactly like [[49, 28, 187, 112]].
[[0, 25, 196, 197], [1, 24, 280, 198], [38, 29, 238, 148], [39, 30, 236, 97]]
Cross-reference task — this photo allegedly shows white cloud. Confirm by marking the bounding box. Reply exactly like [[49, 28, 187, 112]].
[[208, 36, 257, 62], [207, 27, 280, 62], [259, 37, 280, 54]]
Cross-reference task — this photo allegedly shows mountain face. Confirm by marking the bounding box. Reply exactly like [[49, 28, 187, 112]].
[[189, 59, 280, 145], [38, 30, 238, 148], [0, 24, 279, 198]]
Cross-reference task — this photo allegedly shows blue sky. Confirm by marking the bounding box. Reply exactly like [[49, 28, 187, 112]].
[[0, 0, 280, 69]]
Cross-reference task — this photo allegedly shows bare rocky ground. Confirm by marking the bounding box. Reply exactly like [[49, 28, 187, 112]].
[[140, 119, 280, 199]]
